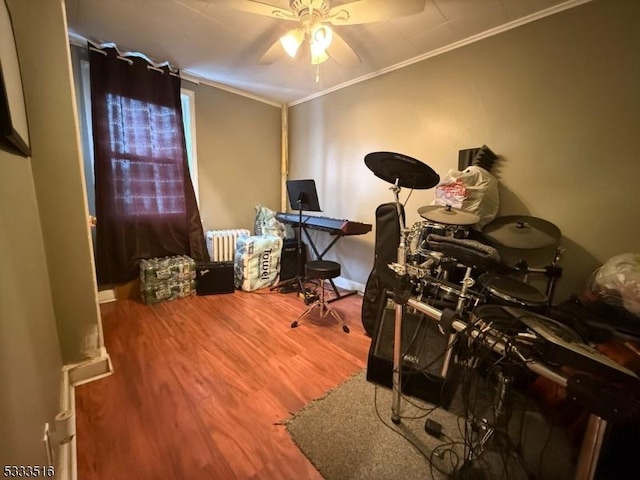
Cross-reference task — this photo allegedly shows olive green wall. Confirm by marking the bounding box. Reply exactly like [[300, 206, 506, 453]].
[[0, 0, 76, 465], [12, 0, 103, 364], [289, 0, 640, 302], [0, 148, 62, 466], [190, 83, 282, 234]]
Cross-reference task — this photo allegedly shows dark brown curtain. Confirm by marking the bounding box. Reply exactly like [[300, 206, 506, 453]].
[[90, 45, 208, 286]]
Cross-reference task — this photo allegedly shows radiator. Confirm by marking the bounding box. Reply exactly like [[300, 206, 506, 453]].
[[206, 229, 250, 262]]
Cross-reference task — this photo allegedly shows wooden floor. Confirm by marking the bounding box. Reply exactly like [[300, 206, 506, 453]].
[[75, 288, 371, 480]]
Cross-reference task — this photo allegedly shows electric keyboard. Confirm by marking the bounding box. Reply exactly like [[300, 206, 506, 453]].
[[276, 212, 372, 236]]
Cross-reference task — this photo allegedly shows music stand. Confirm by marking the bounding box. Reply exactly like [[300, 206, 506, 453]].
[[286, 179, 322, 213], [277, 180, 322, 294]]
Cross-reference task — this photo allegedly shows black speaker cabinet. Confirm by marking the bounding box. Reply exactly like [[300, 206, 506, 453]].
[[280, 239, 306, 281], [196, 262, 234, 295], [366, 303, 460, 407]]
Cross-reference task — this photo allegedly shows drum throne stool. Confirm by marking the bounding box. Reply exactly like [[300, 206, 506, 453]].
[[291, 260, 350, 333]]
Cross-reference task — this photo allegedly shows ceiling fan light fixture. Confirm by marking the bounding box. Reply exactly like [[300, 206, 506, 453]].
[[279, 29, 304, 58], [311, 24, 333, 50], [309, 23, 332, 65], [310, 47, 329, 65]]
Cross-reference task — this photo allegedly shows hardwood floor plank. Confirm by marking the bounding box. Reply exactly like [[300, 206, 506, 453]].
[[76, 290, 370, 479]]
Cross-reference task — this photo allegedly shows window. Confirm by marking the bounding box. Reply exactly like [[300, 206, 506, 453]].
[[181, 88, 198, 204], [106, 93, 186, 217], [73, 53, 199, 216]]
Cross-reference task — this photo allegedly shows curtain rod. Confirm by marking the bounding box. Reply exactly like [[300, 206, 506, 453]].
[[146, 65, 180, 77], [87, 41, 179, 75], [89, 46, 106, 56], [88, 47, 180, 76]]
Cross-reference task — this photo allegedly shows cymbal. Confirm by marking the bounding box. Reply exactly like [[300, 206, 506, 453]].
[[364, 151, 439, 189], [482, 215, 561, 249], [418, 205, 480, 225]]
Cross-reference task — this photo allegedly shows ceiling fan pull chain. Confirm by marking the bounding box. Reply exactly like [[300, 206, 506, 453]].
[[315, 63, 320, 83]]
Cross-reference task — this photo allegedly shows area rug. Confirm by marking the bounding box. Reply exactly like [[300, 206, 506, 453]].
[[284, 369, 575, 480]]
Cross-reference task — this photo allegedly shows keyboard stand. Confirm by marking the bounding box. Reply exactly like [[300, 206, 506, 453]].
[[300, 225, 359, 303]]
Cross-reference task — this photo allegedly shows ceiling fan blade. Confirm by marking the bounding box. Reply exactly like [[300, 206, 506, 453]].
[[259, 38, 287, 65], [327, 0, 427, 26], [327, 30, 361, 67], [216, 0, 297, 21]]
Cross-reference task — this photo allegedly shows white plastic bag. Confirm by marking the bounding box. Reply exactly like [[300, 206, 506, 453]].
[[589, 253, 640, 317], [254, 204, 286, 238], [432, 166, 499, 229]]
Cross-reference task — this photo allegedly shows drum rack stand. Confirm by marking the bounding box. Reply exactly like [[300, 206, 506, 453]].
[[393, 293, 614, 480], [461, 366, 533, 477]]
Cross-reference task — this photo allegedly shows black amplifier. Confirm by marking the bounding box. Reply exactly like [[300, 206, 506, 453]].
[[280, 239, 306, 281], [196, 262, 234, 295]]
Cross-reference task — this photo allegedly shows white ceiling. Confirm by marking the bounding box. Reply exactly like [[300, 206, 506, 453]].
[[65, 0, 587, 105]]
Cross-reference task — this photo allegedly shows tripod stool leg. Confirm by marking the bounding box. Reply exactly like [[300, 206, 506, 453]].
[[291, 302, 320, 328], [327, 307, 349, 333], [319, 279, 330, 318]]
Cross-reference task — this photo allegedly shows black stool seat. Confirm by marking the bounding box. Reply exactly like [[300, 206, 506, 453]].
[[305, 260, 340, 280], [292, 259, 349, 333]]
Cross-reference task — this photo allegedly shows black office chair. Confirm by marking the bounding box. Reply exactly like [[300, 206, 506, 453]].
[[291, 260, 349, 333]]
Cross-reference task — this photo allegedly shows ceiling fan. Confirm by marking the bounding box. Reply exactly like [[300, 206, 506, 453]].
[[217, 0, 427, 66]]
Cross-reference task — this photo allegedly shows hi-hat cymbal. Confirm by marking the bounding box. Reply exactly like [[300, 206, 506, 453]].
[[418, 205, 480, 225], [482, 215, 561, 249], [364, 151, 439, 189]]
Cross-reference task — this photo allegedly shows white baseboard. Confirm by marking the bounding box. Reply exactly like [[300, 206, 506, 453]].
[[55, 348, 114, 480], [68, 347, 114, 386], [333, 276, 365, 294], [97, 289, 116, 304], [54, 367, 73, 480]]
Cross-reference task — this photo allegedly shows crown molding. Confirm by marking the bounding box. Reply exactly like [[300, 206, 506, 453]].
[[67, 31, 282, 108], [288, 0, 594, 107], [179, 71, 283, 108]]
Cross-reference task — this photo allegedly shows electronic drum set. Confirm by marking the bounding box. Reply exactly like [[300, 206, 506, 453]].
[[364, 151, 639, 479], [364, 151, 565, 330]]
